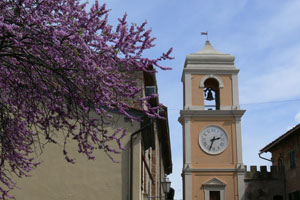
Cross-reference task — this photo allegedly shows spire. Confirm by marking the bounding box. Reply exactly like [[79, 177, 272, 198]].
[[196, 40, 223, 54]]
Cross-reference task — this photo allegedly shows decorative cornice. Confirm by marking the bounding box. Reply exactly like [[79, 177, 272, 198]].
[[181, 68, 240, 82], [183, 67, 240, 74], [203, 178, 226, 187], [180, 109, 246, 119], [183, 167, 245, 173], [184, 54, 235, 66]]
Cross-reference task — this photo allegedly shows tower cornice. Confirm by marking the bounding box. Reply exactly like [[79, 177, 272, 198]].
[[183, 67, 239, 74], [181, 68, 240, 82], [180, 109, 246, 119], [184, 54, 235, 67]]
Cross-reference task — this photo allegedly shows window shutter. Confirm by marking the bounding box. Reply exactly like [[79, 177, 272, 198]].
[[290, 150, 296, 169]]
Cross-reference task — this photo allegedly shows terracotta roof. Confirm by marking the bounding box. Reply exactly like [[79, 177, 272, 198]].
[[260, 123, 300, 153]]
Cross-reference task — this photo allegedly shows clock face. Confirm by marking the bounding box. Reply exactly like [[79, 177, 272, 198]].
[[199, 125, 228, 155]]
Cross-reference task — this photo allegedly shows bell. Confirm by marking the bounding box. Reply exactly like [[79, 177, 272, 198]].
[[206, 89, 214, 101]]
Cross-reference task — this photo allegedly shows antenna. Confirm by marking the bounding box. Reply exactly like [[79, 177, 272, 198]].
[[201, 31, 208, 41]]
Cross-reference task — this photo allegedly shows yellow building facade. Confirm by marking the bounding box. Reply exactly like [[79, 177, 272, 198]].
[[179, 41, 245, 200], [8, 71, 172, 200]]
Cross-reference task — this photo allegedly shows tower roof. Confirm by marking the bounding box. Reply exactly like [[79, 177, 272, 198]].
[[184, 40, 235, 68], [196, 40, 223, 54]]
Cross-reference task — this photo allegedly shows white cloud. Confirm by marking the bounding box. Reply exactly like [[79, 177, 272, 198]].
[[240, 44, 300, 104], [295, 111, 300, 123], [222, 1, 300, 55]]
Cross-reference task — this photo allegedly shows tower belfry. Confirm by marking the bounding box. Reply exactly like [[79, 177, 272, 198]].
[[179, 41, 245, 200]]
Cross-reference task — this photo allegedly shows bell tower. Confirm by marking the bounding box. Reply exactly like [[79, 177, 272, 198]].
[[179, 41, 245, 200]]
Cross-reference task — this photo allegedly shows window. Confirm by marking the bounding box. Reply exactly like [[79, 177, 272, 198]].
[[289, 190, 300, 200], [273, 195, 283, 200], [278, 153, 284, 171], [290, 150, 296, 169], [296, 191, 300, 200]]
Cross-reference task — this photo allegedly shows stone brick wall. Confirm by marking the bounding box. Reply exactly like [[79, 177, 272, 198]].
[[243, 165, 285, 200], [270, 131, 300, 195]]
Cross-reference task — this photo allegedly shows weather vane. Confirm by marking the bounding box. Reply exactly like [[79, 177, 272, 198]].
[[201, 31, 208, 41]]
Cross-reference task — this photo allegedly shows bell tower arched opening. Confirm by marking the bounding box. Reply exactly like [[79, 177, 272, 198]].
[[203, 78, 220, 110]]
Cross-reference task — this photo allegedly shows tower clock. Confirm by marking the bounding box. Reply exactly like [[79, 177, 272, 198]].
[[179, 41, 245, 200]]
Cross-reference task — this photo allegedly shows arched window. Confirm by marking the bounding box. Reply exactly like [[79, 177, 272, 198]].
[[204, 78, 220, 110]]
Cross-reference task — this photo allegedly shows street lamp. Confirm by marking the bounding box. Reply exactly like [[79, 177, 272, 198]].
[[161, 175, 171, 199]]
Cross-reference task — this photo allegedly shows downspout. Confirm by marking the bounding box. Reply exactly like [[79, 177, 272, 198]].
[[259, 152, 287, 199], [149, 148, 152, 200], [258, 152, 272, 162], [159, 140, 162, 200], [130, 119, 153, 200]]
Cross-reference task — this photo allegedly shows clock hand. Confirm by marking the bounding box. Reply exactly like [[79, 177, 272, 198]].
[[209, 136, 216, 151], [210, 136, 216, 142], [215, 137, 221, 140]]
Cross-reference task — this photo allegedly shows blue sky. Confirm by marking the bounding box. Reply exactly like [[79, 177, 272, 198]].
[[89, 0, 300, 199]]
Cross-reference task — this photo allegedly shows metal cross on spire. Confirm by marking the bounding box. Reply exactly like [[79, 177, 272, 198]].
[[201, 32, 208, 41]]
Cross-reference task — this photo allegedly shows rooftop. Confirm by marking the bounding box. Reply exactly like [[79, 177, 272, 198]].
[[260, 123, 300, 153], [184, 40, 235, 67], [195, 40, 225, 54]]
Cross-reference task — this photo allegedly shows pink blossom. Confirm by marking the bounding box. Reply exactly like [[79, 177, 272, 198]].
[[0, 0, 172, 199]]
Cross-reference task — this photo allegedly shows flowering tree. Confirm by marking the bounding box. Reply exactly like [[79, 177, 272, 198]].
[[0, 0, 172, 198]]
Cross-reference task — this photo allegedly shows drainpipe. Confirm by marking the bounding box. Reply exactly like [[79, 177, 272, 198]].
[[258, 152, 272, 162], [149, 148, 152, 200], [130, 119, 153, 200], [259, 152, 287, 199]]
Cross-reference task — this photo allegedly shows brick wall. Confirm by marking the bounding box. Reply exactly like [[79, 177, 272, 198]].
[[244, 165, 285, 200]]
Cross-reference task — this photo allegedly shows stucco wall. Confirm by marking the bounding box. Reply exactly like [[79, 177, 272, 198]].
[[192, 173, 238, 200], [11, 113, 142, 200], [190, 118, 237, 169], [191, 74, 233, 107]]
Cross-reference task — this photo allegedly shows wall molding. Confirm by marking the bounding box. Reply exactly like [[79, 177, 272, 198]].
[[200, 74, 224, 88]]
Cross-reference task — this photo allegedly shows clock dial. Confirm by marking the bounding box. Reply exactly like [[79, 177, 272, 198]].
[[199, 125, 228, 155]]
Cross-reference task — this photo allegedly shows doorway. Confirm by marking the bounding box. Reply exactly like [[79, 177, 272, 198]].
[[210, 191, 221, 200]]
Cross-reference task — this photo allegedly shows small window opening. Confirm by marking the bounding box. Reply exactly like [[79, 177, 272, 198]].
[[278, 153, 284, 171], [204, 78, 220, 110], [210, 191, 221, 200], [273, 195, 283, 200]]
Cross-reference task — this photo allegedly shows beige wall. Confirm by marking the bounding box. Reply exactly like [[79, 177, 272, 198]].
[[188, 116, 240, 200], [190, 118, 237, 169], [191, 74, 233, 107], [11, 113, 142, 200], [191, 75, 204, 106]]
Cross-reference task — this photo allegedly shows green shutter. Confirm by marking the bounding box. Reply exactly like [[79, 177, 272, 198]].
[[295, 190, 300, 200], [290, 150, 296, 169]]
